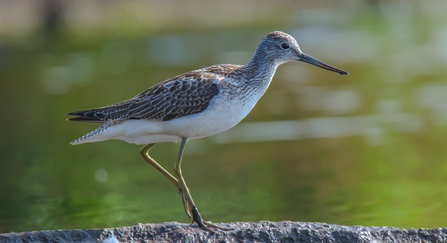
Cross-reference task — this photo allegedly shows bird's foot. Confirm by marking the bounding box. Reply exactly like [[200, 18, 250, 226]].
[[176, 172, 231, 231], [191, 205, 232, 231]]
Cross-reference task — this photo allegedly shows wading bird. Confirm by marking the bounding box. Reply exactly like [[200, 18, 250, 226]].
[[67, 31, 348, 230]]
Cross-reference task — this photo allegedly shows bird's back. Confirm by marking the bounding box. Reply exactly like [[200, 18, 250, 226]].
[[67, 64, 244, 123]]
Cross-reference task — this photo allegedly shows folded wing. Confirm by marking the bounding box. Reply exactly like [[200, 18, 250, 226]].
[[66, 72, 221, 123]]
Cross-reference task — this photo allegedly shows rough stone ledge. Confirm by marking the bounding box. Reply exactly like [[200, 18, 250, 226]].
[[1, 221, 446, 243]]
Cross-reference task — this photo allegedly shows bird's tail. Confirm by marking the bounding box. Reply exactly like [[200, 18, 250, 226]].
[[66, 109, 104, 123], [70, 120, 123, 145]]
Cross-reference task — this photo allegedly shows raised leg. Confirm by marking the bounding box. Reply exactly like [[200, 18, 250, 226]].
[[140, 143, 178, 187], [140, 143, 192, 218], [174, 137, 231, 230]]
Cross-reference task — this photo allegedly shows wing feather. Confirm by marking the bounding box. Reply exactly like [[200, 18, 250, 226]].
[[66, 71, 221, 123]]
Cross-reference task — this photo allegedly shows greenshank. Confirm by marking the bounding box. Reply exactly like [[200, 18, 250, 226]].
[[67, 31, 349, 230]]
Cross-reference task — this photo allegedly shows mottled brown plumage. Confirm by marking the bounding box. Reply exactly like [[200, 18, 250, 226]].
[[67, 68, 227, 123]]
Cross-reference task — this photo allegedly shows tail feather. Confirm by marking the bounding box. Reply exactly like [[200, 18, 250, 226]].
[[70, 120, 122, 144], [66, 116, 103, 123], [66, 110, 96, 116], [66, 109, 103, 123], [66, 99, 133, 123]]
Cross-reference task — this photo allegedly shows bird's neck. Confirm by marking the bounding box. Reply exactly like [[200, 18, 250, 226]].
[[227, 51, 278, 103], [242, 49, 278, 86]]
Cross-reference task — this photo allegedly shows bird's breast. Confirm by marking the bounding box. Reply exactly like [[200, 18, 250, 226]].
[[161, 90, 259, 140]]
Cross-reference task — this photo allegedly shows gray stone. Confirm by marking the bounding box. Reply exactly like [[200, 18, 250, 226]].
[[1, 221, 446, 243]]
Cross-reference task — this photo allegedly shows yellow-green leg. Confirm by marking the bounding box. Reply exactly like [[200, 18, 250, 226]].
[[140, 143, 191, 218], [140, 140, 231, 230], [174, 137, 231, 230], [140, 143, 178, 186]]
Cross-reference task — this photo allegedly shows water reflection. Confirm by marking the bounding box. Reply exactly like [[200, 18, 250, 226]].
[[101, 41, 133, 74], [42, 52, 95, 95], [95, 168, 109, 183], [148, 35, 200, 67], [213, 113, 422, 144], [417, 83, 447, 125]]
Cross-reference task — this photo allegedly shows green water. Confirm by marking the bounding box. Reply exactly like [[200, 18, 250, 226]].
[[1, 2, 447, 233]]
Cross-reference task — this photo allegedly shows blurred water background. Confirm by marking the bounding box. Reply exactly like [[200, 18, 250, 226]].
[[1, 0, 447, 233]]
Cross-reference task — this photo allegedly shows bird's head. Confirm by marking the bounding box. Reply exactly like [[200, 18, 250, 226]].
[[258, 31, 349, 75]]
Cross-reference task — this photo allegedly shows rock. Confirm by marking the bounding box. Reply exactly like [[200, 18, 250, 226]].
[[1, 221, 446, 242]]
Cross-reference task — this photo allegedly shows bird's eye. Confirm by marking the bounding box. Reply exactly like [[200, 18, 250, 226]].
[[280, 43, 290, 49]]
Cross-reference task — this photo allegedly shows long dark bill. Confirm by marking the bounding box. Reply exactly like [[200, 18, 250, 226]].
[[299, 52, 349, 75]]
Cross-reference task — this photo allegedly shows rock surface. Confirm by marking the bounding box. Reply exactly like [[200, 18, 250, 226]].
[[1, 221, 446, 242]]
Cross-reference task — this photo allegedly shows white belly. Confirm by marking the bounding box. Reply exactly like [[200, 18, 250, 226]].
[[77, 94, 258, 145]]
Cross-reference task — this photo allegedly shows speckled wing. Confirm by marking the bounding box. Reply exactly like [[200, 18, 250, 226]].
[[67, 72, 221, 122], [128, 73, 220, 121]]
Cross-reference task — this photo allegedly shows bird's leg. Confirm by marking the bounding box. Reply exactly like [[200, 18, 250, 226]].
[[139, 143, 189, 219], [174, 137, 231, 230], [140, 143, 179, 187]]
